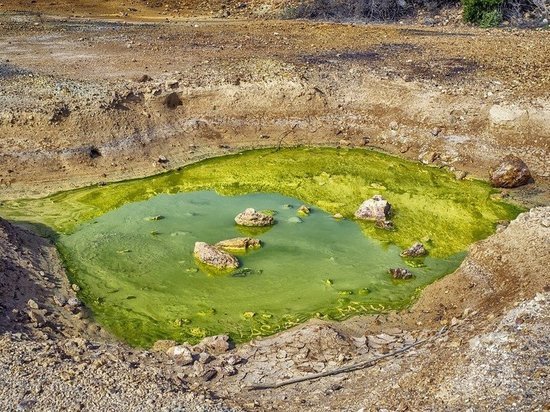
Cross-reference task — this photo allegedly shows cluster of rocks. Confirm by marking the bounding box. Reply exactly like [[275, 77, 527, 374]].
[[195, 205, 311, 269], [193, 237, 261, 270], [156, 334, 245, 382]]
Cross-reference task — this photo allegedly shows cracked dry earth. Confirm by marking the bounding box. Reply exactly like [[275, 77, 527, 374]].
[[0, 8, 549, 412]]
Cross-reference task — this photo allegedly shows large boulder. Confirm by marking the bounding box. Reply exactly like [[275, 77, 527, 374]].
[[355, 195, 392, 221], [234, 208, 274, 227], [490, 155, 532, 188], [215, 237, 261, 252], [193, 242, 239, 270]]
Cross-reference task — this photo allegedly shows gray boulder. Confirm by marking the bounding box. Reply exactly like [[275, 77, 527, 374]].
[[193, 242, 239, 270], [355, 195, 392, 221], [234, 208, 274, 227]]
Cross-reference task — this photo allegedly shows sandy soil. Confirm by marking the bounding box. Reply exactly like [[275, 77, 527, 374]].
[[0, 7, 549, 412]]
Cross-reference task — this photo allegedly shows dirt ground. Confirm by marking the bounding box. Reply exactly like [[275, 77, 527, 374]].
[[0, 5, 549, 412]]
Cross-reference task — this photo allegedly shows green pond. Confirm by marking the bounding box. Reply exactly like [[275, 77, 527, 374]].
[[0, 148, 522, 347]]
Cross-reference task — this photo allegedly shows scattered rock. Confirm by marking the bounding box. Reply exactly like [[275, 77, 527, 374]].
[[297, 205, 311, 216], [234, 208, 274, 227], [419, 151, 440, 164], [202, 369, 217, 381], [389, 268, 413, 279], [355, 195, 392, 221], [454, 170, 468, 180], [163, 92, 182, 109], [400, 242, 427, 258], [166, 345, 194, 366], [199, 335, 231, 354], [193, 242, 239, 270], [136, 74, 152, 82], [490, 155, 532, 188], [215, 237, 261, 252], [67, 297, 82, 307]]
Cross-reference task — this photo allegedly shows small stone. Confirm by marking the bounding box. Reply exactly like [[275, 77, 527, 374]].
[[288, 216, 303, 223], [198, 352, 213, 364], [333, 213, 344, 219], [389, 268, 413, 279], [27, 299, 39, 310], [431, 127, 441, 136], [355, 195, 392, 221], [71, 284, 80, 292], [158, 155, 169, 164], [53, 295, 66, 307], [419, 151, 439, 164], [166, 345, 194, 366], [454, 170, 468, 180], [164, 92, 182, 109], [490, 155, 532, 188], [389, 121, 399, 131], [400, 242, 427, 258], [199, 335, 231, 354], [202, 369, 217, 381], [297, 205, 311, 216], [67, 297, 82, 307]]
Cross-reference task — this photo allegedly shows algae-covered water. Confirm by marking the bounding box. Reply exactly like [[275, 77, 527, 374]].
[[0, 148, 522, 347]]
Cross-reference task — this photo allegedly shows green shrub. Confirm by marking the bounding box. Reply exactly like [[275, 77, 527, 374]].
[[479, 8, 503, 25], [462, 0, 504, 25]]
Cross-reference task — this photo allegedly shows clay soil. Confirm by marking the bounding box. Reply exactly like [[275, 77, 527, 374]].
[[0, 3, 549, 412]]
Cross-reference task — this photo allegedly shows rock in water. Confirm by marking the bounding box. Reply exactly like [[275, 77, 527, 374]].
[[400, 242, 427, 258], [355, 195, 392, 221], [389, 268, 413, 280], [215, 237, 261, 252], [297, 205, 311, 216], [234, 208, 274, 227], [490, 155, 532, 188], [193, 242, 239, 270]]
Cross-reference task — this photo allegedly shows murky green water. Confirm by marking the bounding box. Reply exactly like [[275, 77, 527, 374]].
[[0, 148, 522, 347]]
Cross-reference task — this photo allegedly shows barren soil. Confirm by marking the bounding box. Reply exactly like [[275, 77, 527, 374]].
[[0, 6, 549, 412]]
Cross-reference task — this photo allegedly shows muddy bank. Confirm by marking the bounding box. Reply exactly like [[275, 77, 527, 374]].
[[0, 15, 549, 206]]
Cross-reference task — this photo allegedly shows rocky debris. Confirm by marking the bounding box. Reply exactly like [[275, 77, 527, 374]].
[[166, 345, 194, 365], [193, 242, 239, 270], [389, 268, 413, 279], [490, 155, 532, 188], [297, 205, 311, 216], [198, 335, 232, 354], [163, 92, 182, 109], [234, 208, 274, 227], [419, 151, 440, 164], [354, 195, 392, 221], [400, 242, 427, 258], [215, 237, 261, 252]]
